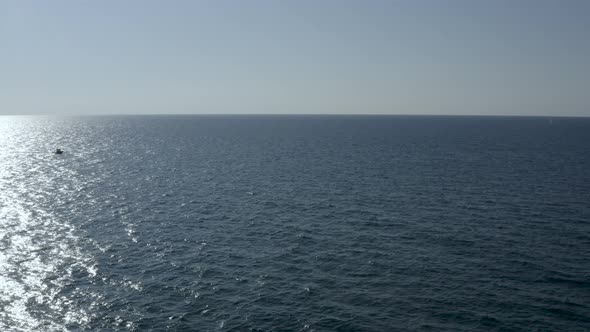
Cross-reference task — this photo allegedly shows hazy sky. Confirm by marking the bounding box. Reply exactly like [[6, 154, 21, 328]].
[[1, 0, 589, 116]]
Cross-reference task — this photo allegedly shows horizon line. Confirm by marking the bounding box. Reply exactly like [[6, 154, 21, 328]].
[[0, 113, 588, 118]]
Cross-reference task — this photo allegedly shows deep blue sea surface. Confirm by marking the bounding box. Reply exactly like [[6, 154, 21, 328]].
[[1, 115, 589, 331]]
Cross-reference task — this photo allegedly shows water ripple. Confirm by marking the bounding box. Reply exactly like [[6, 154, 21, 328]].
[[1, 116, 589, 331]]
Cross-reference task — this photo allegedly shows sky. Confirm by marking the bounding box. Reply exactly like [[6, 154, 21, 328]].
[[1, 0, 589, 116]]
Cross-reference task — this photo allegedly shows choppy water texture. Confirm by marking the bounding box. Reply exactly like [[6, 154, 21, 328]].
[[1, 115, 589, 331]]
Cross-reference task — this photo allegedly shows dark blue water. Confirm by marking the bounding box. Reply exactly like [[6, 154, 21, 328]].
[[1, 115, 589, 331]]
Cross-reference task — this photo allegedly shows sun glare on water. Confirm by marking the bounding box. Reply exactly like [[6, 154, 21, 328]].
[[0, 117, 97, 330]]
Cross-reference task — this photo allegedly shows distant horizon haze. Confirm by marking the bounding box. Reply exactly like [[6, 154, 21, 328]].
[[1, 0, 589, 117]]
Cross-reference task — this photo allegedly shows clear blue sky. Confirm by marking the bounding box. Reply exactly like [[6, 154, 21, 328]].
[[1, 0, 589, 115]]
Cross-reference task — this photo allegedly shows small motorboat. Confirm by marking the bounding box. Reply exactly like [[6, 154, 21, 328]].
[[55, 149, 63, 154]]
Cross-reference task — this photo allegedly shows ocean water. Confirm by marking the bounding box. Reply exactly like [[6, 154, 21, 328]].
[[0, 115, 589, 331]]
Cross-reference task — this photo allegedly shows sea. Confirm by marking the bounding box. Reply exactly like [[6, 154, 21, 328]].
[[0, 115, 589, 331]]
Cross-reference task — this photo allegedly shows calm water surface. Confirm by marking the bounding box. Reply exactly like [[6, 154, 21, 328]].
[[0, 115, 589, 331]]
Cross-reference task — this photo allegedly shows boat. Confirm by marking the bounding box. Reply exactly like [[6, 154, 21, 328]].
[[55, 149, 63, 154]]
